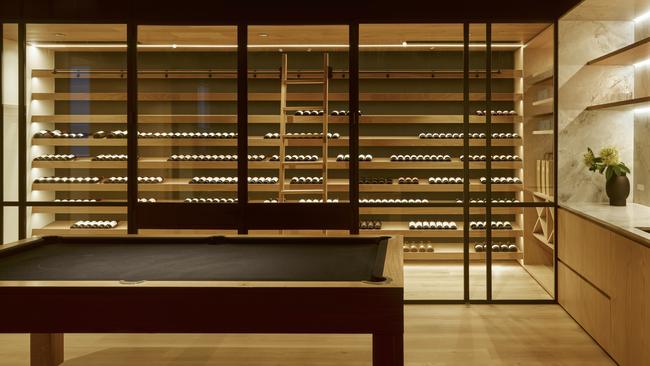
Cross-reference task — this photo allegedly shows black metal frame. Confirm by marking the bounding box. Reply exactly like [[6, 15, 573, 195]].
[[0, 22, 3, 243], [0, 19, 560, 304]]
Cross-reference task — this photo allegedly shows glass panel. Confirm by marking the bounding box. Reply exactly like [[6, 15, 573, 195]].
[[494, 23, 554, 203], [3, 24, 19, 202], [26, 24, 127, 234], [492, 205, 554, 300], [3, 207, 18, 244], [359, 24, 464, 300], [247, 25, 349, 205], [137, 26, 239, 215]]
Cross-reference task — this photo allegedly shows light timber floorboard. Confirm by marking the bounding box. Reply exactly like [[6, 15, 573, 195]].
[[405, 261, 552, 301]]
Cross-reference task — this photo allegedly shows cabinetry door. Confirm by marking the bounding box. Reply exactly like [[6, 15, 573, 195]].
[[558, 209, 612, 294], [558, 262, 611, 351], [610, 233, 650, 366]]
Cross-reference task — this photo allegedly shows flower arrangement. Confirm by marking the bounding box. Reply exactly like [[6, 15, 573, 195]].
[[583, 146, 630, 180]]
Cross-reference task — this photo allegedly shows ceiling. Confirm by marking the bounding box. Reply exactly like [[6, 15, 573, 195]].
[[6, 23, 550, 50]]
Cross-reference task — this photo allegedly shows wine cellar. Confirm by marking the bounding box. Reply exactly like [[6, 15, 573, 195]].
[[8, 23, 556, 300]]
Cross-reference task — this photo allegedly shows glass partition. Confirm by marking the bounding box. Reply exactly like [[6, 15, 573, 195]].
[[247, 25, 350, 208], [26, 24, 128, 235]]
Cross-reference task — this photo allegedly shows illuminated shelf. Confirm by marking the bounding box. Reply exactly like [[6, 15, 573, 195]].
[[524, 69, 553, 86], [587, 36, 650, 66], [359, 222, 522, 238], [31, 137, 277, 147], [31, 136, 523, 147], [360, 206, 522, 215], [31, 92, 523, 102], [31, 68, 523, 80], [31, 179, 523, 193], [32, 114, 523, 125], [585, 96, 650, 112], [404, 250, 523, 261]]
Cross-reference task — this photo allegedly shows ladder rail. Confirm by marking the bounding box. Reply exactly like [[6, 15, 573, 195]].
[[279, 53, 330, 204]]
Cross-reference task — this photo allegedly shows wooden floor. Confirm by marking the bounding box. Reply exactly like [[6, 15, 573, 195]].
[[405, 261, 552, 300], [0, 305, 613, 366]]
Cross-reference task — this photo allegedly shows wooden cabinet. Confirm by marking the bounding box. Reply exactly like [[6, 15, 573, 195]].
[[609, 233, 650, 366], [558, 208, 650, 366], [558, 262, 611, 350], [558, 209, 612, 293]]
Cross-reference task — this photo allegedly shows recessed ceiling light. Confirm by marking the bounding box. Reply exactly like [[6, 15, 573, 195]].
[[259, 33, 269, 37], [54, 33, 66, 37]]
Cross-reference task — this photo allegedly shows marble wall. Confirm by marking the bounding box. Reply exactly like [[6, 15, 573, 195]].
[[634, 22, 650, 205], [558, 19, 635, 203]]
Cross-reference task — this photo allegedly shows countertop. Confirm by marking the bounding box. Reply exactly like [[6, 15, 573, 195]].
[[560, 202, 650, 249]]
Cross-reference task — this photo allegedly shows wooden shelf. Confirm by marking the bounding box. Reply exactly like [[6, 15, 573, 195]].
[[31, 136, 522, 148], [360, 222, 523, 238], [532, 130, 553, 135], [404, 249, 523, 261], [31, 137, 277, 147], [288, 137, 522, 147], [31, 179, 522, 193], [360, 206, 522, 215], [586, 96, 650, 112], [525, 69, 553, 86], [32, 157, 522, 170], [32, 220, 238, 236], [32, 68, 523, 80], [33, 114, 523, 125], [532, 232, 555, 251], [31, 92, 523, 102], [531, 97, 553, 107], [32, 158, 280, 169], [31, 206, 128, 214], [587, 36, 650, 66], [33, 220, 128, 236]]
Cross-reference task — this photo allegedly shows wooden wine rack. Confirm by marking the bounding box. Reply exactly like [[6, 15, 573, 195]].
[[28, 48, 535, 263]]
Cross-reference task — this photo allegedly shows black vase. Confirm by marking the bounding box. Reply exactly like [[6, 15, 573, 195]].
[[605, 175, 630, 206]]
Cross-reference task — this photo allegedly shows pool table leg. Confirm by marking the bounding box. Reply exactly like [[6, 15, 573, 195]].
[[372, 332, 403, 366], [30, 333, 64, 366]]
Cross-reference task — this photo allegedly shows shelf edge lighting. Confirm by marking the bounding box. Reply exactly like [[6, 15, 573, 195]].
[[634, 58, 650, 68], [29, 43, 523, 49], [634, 10, 650, 23]]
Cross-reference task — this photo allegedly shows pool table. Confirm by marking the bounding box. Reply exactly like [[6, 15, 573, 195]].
[[0, 235, 403, 366]]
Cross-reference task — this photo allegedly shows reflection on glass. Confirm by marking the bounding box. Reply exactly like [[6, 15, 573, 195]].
[[247, 25, 349, 204], [26, 24, 127, 234], [135, 26, 239, 235]]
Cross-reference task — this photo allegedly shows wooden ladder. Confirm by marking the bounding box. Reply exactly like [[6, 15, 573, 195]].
[[278, 53, 330, 203]]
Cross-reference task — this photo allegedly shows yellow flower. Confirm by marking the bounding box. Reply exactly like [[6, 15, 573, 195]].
[[599, 146, 619, 166]]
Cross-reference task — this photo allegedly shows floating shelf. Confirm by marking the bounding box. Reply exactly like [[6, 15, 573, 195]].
[[32, 114, 523, 125], [31, 92, 523, 102], [31, 68, 523, 80], [31, 136, 523, 148], [31, 179, 523, 193], [532, 130, 553, 135], [360, 222, 523, 238], [587, 36, 650, 66], [31, 137, 276, 147], [531, 97, 553, 107], [525, 69, 553, 86], [404, 250, 523, 261], [585, 96, 650, 112]]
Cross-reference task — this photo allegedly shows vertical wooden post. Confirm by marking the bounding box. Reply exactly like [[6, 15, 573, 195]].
[[30, 333, 64, 366], [372, 332, 403, 366]]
